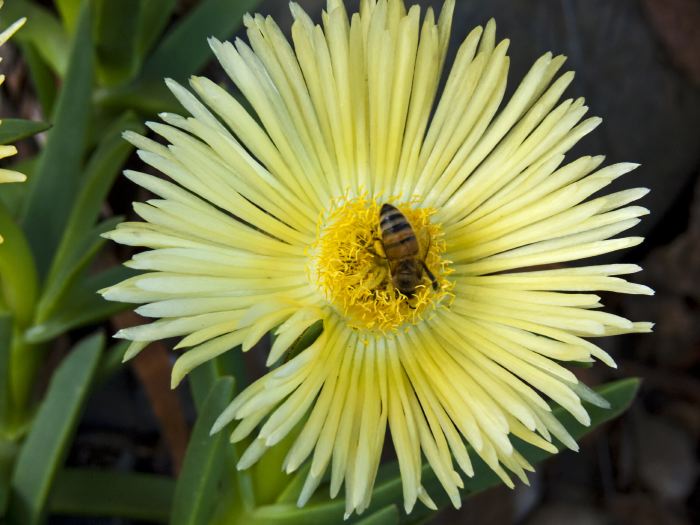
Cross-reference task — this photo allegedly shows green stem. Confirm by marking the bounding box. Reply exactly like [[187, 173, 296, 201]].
[[0, 204, 38, 327], [8, 337, 42, 434], [0, 204, 41, 431], [0, 437, 19, 514]]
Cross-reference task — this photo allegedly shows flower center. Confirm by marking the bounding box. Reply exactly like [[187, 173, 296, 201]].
[[312, 195, 452, 332]]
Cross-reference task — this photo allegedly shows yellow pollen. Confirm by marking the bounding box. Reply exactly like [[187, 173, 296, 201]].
[[312, 195, 453, 332]]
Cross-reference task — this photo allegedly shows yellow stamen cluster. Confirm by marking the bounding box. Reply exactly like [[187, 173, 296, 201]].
[[312, 195, 452, 331]]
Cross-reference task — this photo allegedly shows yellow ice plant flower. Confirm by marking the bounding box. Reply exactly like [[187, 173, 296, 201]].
[[0, 1, 26, 186], [103, 0, 652, 517]]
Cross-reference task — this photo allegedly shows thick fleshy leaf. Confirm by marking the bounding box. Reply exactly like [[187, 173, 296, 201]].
[[188, 360, 224, 412], [253, 427, 304, 507], [96, 76, 181, 114], [0, 314, 13, 516], [0, 314, 12, 428], [172, 377, 235, 525], [187, 358, 257, 513], [215, 481, 397, 525], [238, 503, 360, 525], [55, 0, 82, 35], [94, 0, 141, 85], [276, 320, 324, 366], [98, 0, 260, 114], [141, 0, 260, 83], [0, 313, 12, 422], [237, 326, 326, 509], [18, 42, 56, 117], [50, 468, 174, 523], [36, 111, 143, 324], [7, 333, 104, 525], [0, 119, 50, 145], [0, 437, 17, 517], [0, 204, 37, 327], [0, 0, 69, 75], [354, 506, 400, 525], [34, 216, 122, 329], [26, 266, 136, 344], [134, 0, 177, 61], [275, 465, 311, 505], [20, 1, 94, 279], [222, 500, 401, 525], [189, 347, 250, 411], [0, 155, 37, 220], [95, 341, 130, 386]]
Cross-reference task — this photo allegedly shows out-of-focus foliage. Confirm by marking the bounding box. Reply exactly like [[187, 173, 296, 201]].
[[0, 1, 260, 523]]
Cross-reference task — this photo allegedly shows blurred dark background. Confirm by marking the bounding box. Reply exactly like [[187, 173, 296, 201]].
[[4, 0, 700, 523]]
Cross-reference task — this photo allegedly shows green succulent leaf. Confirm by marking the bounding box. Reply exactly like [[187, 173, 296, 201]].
[[25, 266, 136, 344], [55, 0, 82, 35], [17, 42, 57, 121], [188, 363, 259, 515], [189, 347, 250, 411], [0, 119, 50, 145], [242, 502, 361, 525], [7, 332, 104, 525], [98, 0, 261, 114], [134, 0, 178, 61], [33, 215, 122, 329], [142, 0, 260, 83], [283, 320, 324, 365], [94, 340, 130, 386], [0, 203, 38, 327], [36, 111, 142, 326], [50, 468, 174, 523], [0, 0, 69, 75], [0, 314, 13, 517], [252, 426, 305, 508], [0, 205, 39, 426], [173, 377, 236, 525], [94, 76, 181, 115], [94, 0, 142, 85], [188, 360, 225, 412], [0, 435, 17, 518], [275, 465, 311, 505], [0, 157, 35, 219], [0, 314, 12, 429], [354, 505, 400, 525], [21, 1, 94, 280]]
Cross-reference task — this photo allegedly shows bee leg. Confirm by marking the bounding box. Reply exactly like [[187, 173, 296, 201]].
[[421, 261, 439, 290], [366, 245, 381, 257], [401, 292, 417, 310], [420, 231, 439, 290], [366, 237, 386, 260]]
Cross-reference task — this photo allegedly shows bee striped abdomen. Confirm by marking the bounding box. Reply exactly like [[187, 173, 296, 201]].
[[379, 204, 419, 259]]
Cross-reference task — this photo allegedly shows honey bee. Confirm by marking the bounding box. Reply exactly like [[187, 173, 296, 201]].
[[377, 203, 438, 297]]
